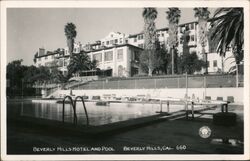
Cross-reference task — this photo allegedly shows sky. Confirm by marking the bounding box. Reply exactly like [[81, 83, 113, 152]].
[[7, 8, 216, 65]]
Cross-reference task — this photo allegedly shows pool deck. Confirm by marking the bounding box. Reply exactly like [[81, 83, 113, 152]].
[[7, 105, 244, 154]]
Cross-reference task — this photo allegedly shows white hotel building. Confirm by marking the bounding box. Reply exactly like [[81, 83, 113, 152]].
[[33, 21, 236, 77]]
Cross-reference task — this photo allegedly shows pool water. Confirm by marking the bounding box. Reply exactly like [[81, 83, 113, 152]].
[[8, 101, 188, 126]]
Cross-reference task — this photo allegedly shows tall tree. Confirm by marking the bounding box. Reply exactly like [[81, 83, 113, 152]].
[[166, 8, 181, 75], [179, 51, 206, 74], [210, 8, 244, 66], [141, 7, 158, 76], [154, 41, 169, 74], [64, 23, 77, 56], [67, 51, 96, 77], [193, 7, 210, 74]]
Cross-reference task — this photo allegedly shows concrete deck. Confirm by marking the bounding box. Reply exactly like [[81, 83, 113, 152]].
[[7, 107, 243, 154]]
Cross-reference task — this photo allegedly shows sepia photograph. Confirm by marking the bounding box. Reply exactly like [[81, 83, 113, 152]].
[[1, 0, 249, 160]]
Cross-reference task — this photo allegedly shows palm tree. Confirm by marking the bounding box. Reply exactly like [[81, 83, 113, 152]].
[[210, 8, 243, 65], [194, 8, 210, 74], [67, 51, 95, 77], [64, 23, 77, 56], [210, 8, 243, 87], [166, 8, 181, 75], [142, 7, 158, 76]]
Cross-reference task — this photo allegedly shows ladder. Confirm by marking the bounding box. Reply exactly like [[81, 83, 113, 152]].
[[62, 96, 89, 126]]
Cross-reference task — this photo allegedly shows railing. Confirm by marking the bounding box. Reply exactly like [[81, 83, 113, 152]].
[[156, 97, 230, 120], [62, 96, 77, 124], [74, 96, 89, 126], [62, 95, 89, 126], [186, 100, 230, 119]]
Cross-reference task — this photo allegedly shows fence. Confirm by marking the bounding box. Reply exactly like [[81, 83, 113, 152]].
[[72, 74, 243, 90]]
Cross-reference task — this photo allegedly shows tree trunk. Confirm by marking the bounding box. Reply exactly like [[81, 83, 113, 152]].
[[202, 47, 207, 74], [171, 47, 175, 75], [148, 67, 153, 77], [67, 38, 74, 56], [236, 63, 238, 87], [148, 52, 153, 77]]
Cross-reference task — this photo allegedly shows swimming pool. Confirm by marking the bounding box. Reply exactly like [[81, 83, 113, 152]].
[[8, 100, 189, 126]]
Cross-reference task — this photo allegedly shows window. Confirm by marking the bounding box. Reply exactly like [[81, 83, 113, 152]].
[[140, 35, 143, 40], [138, 44, 144, 48], [157, 34, 160, 37], [119, 38, 123, 44], [93, 53, 102, 62], [186, 35, 190, 42], [104, 51, 113, 61], [213, 60, 217, 67], [138, 34, 144, 40], [134, 38, 137, 42], [162, 33, 164, 37], [181, 27, 185, 33], [106, 41, 109, 45], [115, 39, 118, 44], [190, 23, 194, 30], [118, 65, 123, 77], [134, 51, 140, 61], [180, 37, 184, 44], [117, 49, 123, 60], [191, 35, 195, 42], [110, 40, 114, 45]]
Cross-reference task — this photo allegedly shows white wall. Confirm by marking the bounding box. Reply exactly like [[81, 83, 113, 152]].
[[57, 87, 243, 103]]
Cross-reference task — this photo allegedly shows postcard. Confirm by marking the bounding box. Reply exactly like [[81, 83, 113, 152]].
[[1, 0, 249, 160]]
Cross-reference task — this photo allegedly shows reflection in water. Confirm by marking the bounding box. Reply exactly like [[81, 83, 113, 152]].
[[9, 101, 186, 126]]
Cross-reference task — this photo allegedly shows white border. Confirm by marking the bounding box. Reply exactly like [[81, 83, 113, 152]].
[[1, 1, 249, 160]]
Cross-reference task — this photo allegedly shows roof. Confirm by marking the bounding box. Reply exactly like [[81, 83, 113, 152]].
[[35, 51, 58, 58], [84, 43, 143, 53], [129, 27, 169, 38], [179, 21, 198, 27]]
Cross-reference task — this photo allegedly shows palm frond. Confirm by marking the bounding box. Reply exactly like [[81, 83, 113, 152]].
[[210, 8, 244, 63]]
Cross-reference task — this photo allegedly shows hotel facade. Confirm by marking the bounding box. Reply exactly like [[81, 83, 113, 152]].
[[33, 21, 237, 77]]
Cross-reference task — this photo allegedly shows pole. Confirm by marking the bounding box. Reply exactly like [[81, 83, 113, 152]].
[[160, 100, 162, 113], [172, 48, 174, 75], [191, 101, 194, 119], [21, 79, 24, 99], [236, 64, 239, 88], [185, 72, 188, 99], [167, 101, 169, 113], [204, 76, 206, 99]]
